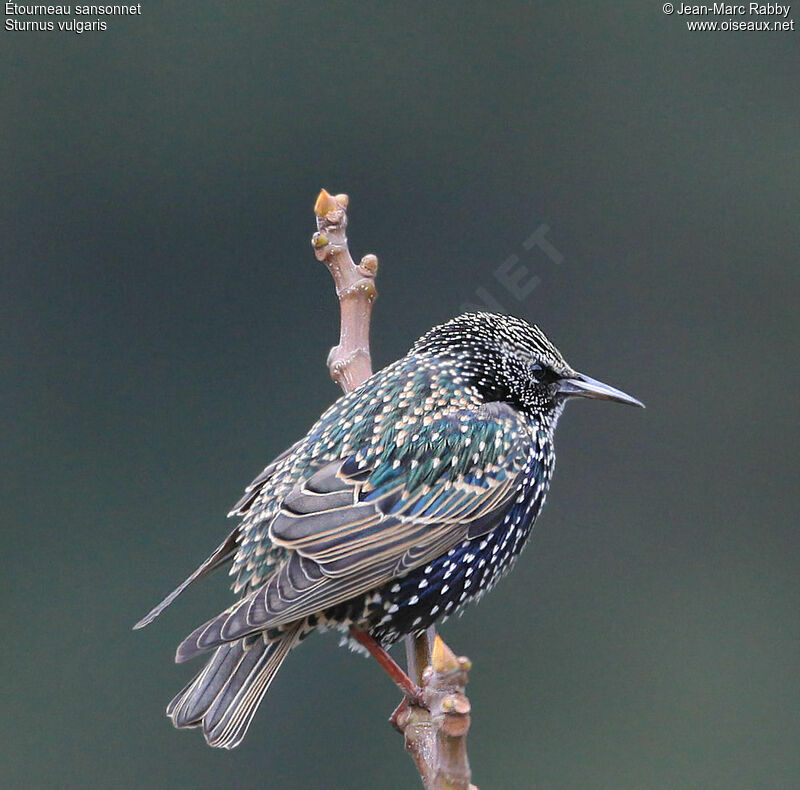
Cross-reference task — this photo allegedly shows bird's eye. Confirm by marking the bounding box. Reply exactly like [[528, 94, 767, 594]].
[[530, 362, 558, 383]]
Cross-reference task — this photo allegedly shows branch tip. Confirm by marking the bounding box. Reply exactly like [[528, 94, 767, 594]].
[[314, 188, 340, 217]]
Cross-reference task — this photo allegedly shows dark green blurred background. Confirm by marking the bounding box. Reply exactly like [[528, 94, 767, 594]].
[[2, 3, 799, 788]]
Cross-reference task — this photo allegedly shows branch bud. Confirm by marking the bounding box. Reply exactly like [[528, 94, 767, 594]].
[[314, 189, 339, 217], [360, 254, 379, 276], [432, 635, 459, 673]]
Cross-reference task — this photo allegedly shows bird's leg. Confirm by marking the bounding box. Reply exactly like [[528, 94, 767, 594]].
[[350, 628, 425, 707]]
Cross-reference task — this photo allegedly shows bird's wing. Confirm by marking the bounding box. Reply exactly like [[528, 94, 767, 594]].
[[133, 530, 239, 630], [176, 402, 533, 661], [229, 439, 304, 516]]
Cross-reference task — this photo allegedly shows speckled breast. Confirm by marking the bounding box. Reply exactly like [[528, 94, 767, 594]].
[[346, 440, 556, 646]]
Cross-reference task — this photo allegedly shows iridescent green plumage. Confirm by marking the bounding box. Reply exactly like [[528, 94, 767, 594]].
[[228, 354, 526, 597]]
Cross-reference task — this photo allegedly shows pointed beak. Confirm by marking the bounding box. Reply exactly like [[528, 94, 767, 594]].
[[557, 372, 644, 408]]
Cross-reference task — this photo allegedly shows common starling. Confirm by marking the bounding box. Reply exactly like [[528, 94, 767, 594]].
[[135, 312, 643, 748]]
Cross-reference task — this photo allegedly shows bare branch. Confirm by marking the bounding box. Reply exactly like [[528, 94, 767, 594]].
[[313, 189, 475, 790], [312, 189, 378, 393]]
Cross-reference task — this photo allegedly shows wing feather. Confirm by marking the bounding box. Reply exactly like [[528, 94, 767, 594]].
[[134, 530, 239, 630], [229, 439, 302, 516], [176, 402, 532, 659]]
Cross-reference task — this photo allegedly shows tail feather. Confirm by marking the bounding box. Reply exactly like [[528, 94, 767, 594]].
[[167, 640, 248, 726], [167, 624, 302, 749]]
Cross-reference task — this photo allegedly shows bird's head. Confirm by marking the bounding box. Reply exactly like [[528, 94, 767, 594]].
[[412, 312, 644, 416]]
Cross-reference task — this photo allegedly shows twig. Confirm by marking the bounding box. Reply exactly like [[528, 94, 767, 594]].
[[312, 189, 476, 790], [312, 189, 378, 393]]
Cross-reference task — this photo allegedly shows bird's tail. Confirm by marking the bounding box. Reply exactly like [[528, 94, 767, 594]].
[[167, 623, 302, 749]]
